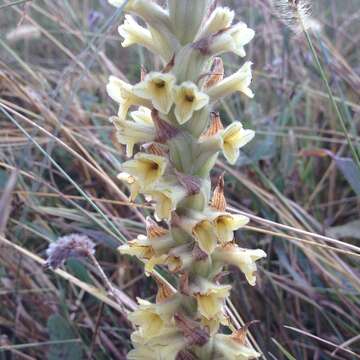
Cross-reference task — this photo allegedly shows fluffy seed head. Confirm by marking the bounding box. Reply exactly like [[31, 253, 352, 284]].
[[45, 234, 95, 269]]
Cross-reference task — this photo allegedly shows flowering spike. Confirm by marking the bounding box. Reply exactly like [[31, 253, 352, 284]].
[[107, 0, 265, 358]]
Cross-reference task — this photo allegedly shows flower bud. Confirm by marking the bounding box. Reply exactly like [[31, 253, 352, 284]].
[[206, 61, 254, 102], [109, 0, 172, 37], [196, 7, 235, 39], [209, 23, 255, 57], [168, 0, 211, 44], [211, 173, 227, 212]]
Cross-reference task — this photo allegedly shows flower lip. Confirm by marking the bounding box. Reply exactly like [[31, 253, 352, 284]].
[[120, 153, 168, 188], [220, 121, 255, 164], [173, 81, 209, 125], [133, 72, 176, 114]]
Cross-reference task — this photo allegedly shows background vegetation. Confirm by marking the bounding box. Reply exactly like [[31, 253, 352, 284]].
[[0, 0, 359, 359]]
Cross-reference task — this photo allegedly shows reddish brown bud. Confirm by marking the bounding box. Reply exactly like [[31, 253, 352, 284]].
[[211, 172, 227, 211], [155, 277, 174, 303], [146, 217, 168, 240], [192, 244, 208, 261], [152, 109, 179, 143], [204, 57, 224, 89], [175, 171, 201, 196], [176, 350, 197, 360], [175, 313, 210, 346], [202, 112, 224, 139], [231, 320, 260, 345]]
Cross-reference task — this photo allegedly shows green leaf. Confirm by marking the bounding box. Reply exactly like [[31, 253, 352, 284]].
[[66, 258, 93, 284], [47, 314, 83, 360], [334, 156, 360, 195]]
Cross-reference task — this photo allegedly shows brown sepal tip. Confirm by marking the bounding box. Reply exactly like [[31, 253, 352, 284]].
[[152, 109, 179, 143], [231, 320, 260, 345], [145, 217, 168, 240], [211, 172, 227, 211]]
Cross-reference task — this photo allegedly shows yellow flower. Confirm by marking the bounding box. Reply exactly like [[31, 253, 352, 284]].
[[166, 244, 193, 273], [145, 182, 187, 221], [133, 72, 176, 114], [229, 23, 255, 57], [221, 122, 255, 164], [117, 172, 141, 201], [213, 245, 266, 286], [197, 7, 235, 39], [118, 234, 153, 259], [214, 333, 261, 359], [128, 297, 180, 340], [120, 153, 167, 188], [206, 61, 254, 102], [179, 211, 218, 255], [118, 15, 154, 50], [112, 116, 155, 157], [212, 212, 249, 243], [210, 23, 255, 58], [130, 327, 186, 360], [191, 278, 231, 320], [106, 76, 150, 120], [173, 82, 209, 125], [193, 220, 218, 255]]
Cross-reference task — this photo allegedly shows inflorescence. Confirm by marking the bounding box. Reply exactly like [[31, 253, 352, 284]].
[[107, 1, 266, 358]]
